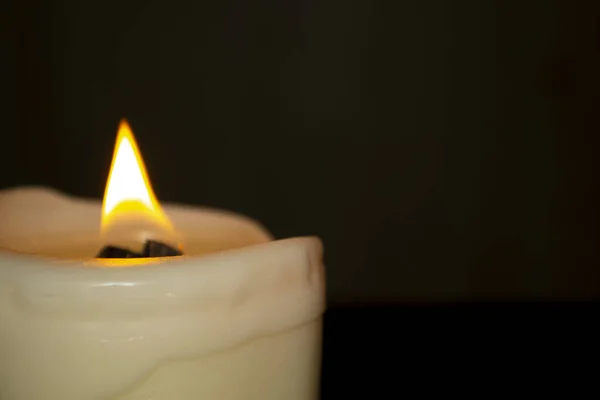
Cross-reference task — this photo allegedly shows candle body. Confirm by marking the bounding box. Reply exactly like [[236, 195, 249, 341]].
[[116, 321, 322, 400], [0, 188, 325, 400]]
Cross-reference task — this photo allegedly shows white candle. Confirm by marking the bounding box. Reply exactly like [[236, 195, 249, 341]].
[[0, 122, 326, 400]]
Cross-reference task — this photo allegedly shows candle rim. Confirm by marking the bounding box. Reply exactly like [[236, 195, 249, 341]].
[[0, 235, 325, 330]]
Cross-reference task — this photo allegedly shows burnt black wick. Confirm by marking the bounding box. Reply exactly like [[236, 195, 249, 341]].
[[95, 240, 183, 259]]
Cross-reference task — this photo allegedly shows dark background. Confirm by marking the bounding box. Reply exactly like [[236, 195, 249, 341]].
[[3, 0, 600, 394]]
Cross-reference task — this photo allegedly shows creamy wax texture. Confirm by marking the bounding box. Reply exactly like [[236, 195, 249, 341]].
[[0, 187, 325, 400]]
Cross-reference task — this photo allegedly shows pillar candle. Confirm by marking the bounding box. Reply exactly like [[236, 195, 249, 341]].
[[0, 187, 326, 400]]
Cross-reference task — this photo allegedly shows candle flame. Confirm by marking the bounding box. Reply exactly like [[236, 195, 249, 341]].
[[101, 119, 174, 234]]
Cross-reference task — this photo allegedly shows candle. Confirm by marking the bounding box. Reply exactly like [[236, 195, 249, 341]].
[[0, 121, 326, 400]]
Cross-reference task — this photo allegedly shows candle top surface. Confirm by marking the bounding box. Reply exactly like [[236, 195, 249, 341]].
[[0, 186, 270, 259]]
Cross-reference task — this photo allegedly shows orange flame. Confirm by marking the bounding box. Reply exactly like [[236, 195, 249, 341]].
[[101, 119, 174, 234]]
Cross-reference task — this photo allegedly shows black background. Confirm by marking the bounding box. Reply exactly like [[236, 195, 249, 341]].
[[3, 0, 600, 394]]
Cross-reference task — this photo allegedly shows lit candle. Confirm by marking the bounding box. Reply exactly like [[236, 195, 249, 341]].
[[0, 121, 326, 400]]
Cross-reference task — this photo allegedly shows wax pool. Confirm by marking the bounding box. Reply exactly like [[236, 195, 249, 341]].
[[0, 187, 325, 400]]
